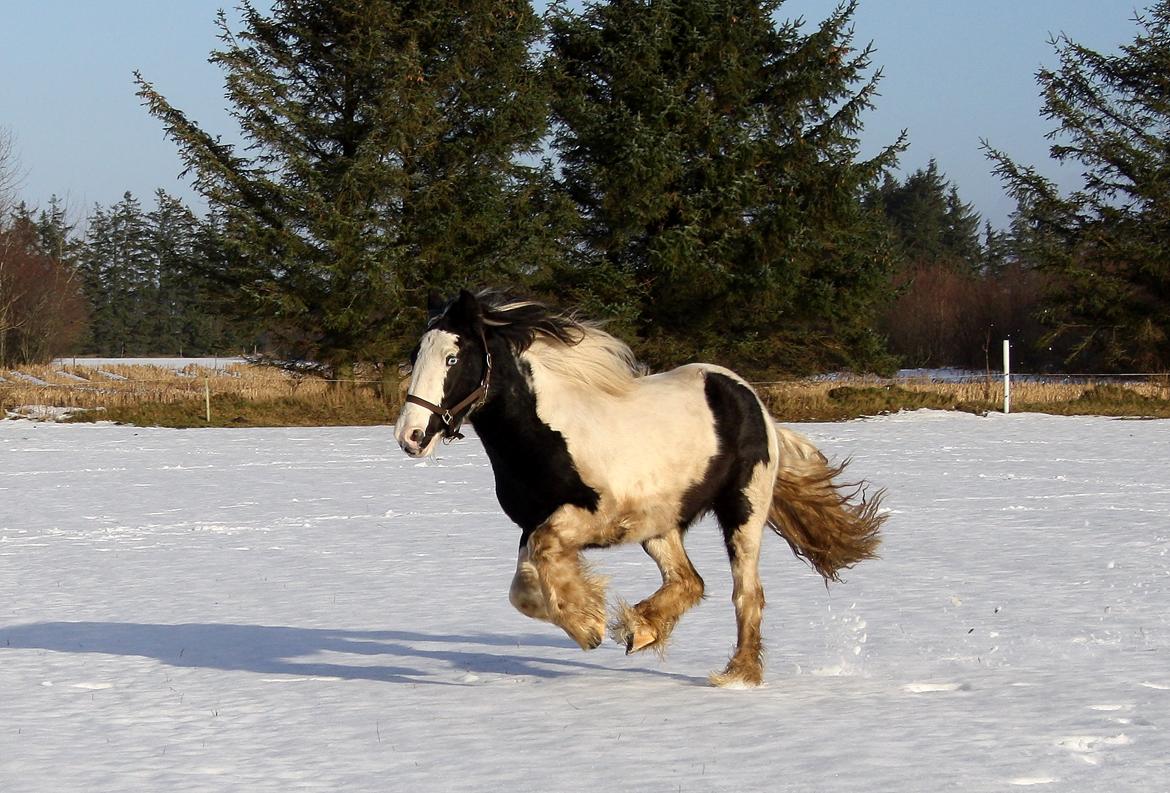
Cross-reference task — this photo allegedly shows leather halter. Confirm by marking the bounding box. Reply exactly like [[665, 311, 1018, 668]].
[[404, 326, 492, 442]]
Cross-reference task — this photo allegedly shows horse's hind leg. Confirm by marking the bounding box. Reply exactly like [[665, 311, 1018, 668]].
[[710, 469, 772, 687], [612, 531, 704, 655]]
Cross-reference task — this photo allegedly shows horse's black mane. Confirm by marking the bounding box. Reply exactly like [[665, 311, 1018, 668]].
[[473, 290, 590, 354]]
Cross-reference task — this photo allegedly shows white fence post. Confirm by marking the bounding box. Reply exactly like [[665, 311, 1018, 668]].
[[1003, 339, 1011, 414]]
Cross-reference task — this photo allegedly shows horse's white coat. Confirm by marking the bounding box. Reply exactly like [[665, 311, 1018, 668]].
[[523, 343, 779, 546], [395, 329, 459, 456]]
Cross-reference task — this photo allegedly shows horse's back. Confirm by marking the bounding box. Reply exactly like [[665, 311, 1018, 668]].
[[544, 361, 778, 521]]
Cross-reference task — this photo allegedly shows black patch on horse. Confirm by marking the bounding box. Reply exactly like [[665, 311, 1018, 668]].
[[432, 291, 601, 543], [678, 372, 771, 555], [472, 350, 601, 543]]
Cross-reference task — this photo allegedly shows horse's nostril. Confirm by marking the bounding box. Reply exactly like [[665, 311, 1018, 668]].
[[409, 428, 424, 444]]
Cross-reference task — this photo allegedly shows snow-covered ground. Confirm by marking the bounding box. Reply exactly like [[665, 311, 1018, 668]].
[[1, 411, 1167, 792]]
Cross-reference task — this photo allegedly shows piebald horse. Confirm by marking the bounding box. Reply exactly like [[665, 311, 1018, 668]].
[[395, 290, 884, 687]]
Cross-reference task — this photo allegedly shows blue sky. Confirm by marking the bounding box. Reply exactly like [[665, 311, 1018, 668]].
[[0, 1, 1143, 230]]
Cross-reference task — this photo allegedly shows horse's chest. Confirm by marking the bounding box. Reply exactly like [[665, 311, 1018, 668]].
[[479, 423, 601, 534]]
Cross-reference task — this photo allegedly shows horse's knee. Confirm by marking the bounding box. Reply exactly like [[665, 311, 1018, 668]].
[[510, 551, 549, 620], [509, 585, 548, 620]]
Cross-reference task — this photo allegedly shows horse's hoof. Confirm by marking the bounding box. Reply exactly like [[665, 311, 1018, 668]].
[[610, 601, 661, 655], [573, 627, 603, 650], [625, 625, 658, 655], [709, 655, 764, 688], [563, 618, 605, 650]]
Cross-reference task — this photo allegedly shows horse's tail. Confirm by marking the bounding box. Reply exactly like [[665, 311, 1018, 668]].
[[766, 426, 885, 583]]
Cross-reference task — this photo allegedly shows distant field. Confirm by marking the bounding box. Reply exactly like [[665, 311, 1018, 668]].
[[3, 360, 1169, 425], [2, 361, 402, 427]]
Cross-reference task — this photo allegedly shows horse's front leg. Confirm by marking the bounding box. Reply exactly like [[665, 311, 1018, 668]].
[[528, 514, 608, 650], [508, 545, 550, 621]]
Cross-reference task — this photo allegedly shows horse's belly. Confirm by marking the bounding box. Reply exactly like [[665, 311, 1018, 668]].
[[576, 435, 717, 540]]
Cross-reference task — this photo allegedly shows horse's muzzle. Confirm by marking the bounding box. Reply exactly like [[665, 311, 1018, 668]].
[[398, 427, 434, 457]]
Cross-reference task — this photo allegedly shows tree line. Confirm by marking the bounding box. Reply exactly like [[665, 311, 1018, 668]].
[[3, 0, 1167, 376], [0, 192, 258, 366]]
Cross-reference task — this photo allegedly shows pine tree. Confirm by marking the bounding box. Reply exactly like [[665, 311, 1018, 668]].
[[986, 2, 1170, 370], [109, 193, 156, 355], [865, 160, 982, 270], [546, 0, 904, 374], [135, 0, 550, 375], [34, 196, 77, 263], [76, 194, 151, 355], [982, 220, 1011, 274]]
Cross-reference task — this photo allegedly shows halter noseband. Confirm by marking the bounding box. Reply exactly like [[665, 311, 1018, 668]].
[[404, 325, 492, 442]]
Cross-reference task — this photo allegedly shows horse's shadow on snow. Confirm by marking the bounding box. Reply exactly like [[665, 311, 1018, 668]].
[[0, 622, 701, 686]]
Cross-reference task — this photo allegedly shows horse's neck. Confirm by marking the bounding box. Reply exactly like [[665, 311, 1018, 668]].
[[469, 349, 550, 451], [468, 346, 600, 531]]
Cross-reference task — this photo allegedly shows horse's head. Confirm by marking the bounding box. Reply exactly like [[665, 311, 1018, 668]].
[[395, 289, 492, 457]]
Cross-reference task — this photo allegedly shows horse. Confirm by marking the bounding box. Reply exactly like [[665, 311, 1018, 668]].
[[394, 289, 884, 687]]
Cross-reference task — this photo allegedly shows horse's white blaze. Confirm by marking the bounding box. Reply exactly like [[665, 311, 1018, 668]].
[[394, 329, 460, 457]]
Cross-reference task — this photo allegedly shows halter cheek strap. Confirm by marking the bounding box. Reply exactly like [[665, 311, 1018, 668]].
[[404, 326, 492, 442]]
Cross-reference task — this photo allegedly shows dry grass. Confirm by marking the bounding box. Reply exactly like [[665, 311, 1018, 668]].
[[1, 362, 404, 427], [757, 375, 1170, 421], [3, 363, 1169, 427]]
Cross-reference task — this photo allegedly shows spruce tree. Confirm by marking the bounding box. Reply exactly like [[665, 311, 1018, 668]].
[[77, 194, 155, 356], [136, 0, 550, 375], [986, 2, 1170, 370], [865, 160, 983, 270], [34, 196, 77, 264], [546, 0, 903, 374]]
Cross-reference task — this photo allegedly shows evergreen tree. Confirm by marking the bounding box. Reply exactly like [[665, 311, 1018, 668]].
[[982, 220, 1011, 275], [74, 191, 255, 357], [865, 159, 982, 270], [546, 0, 904, 375], [77, 195, 154, 356], [986, 2, 1170, 370], [135, 0, 551, 375], [34, 196, 77, 263], [148, 190, 202, 354]]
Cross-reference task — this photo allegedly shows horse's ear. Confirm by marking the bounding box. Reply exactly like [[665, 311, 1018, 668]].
[[426, 290, 446, 320], [448, 289, 482, 327]]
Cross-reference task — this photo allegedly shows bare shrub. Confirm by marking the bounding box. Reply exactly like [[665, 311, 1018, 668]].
[[880, 260, 1048, 370], [0, 219, 87, 366]]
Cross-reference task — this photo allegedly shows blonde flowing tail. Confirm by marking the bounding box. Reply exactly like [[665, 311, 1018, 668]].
[[768, 427, 885, 582]]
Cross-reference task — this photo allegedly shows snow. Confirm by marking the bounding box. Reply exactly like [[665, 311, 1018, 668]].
[[4, 405, 101, 421], [5, 371, 49, 385], [53, 357, 246, 371], [1, 410, 1167, 791]]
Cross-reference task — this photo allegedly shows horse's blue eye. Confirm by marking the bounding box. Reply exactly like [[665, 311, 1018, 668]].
[[446, 355, 458, 366]]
